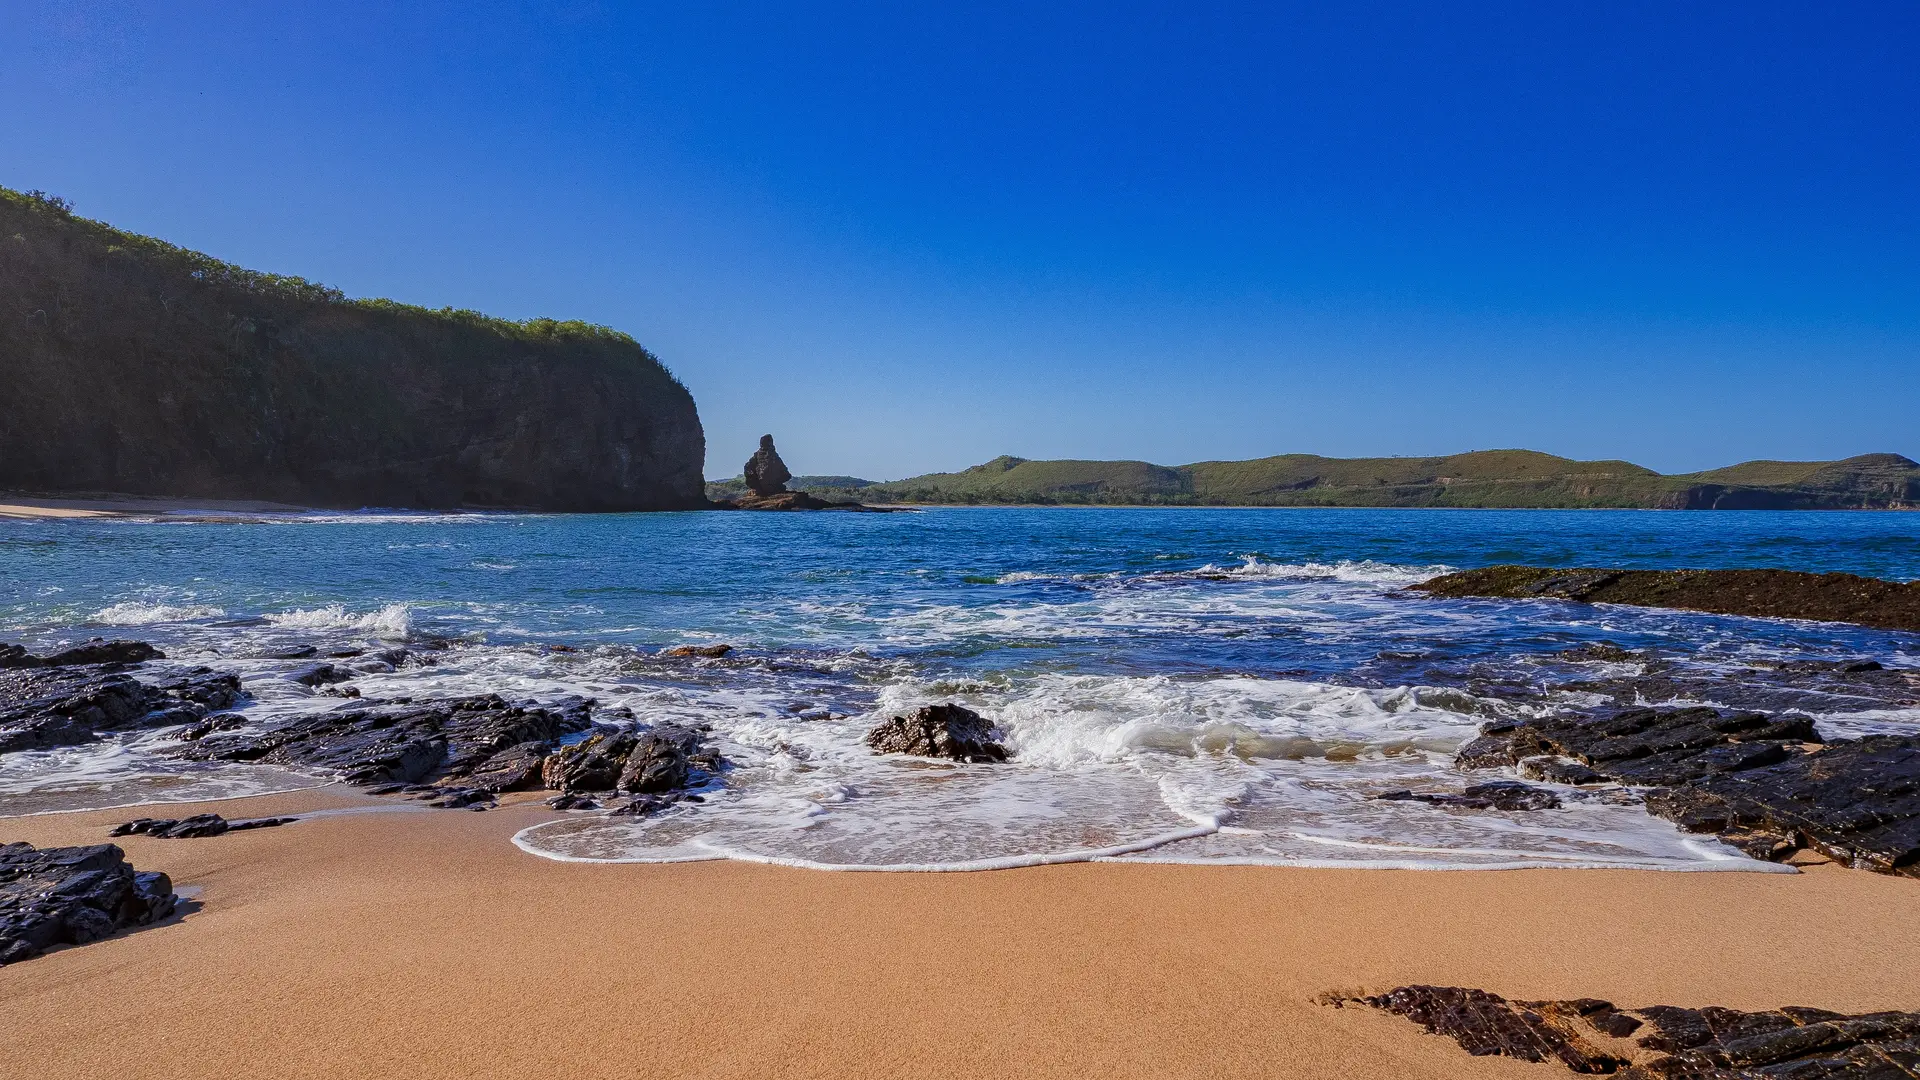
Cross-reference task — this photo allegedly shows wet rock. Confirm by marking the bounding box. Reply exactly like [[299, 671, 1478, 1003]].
[[743, 434, 793, 497], [173, 694, 591, 798], [1343, 987, 1920, 1079], [2, 655, 247, 756], [290, 663, 352, 687], [1460, 705, 1918, 876], [1553, 642, 1645, 664], [1377, 780, 1563, 811], [109, 814, 295, 838], [866, 703, 1009, 763], [608, 794, 677, 817], [1518, 757, 1610, 786], [1412, 565, 1920, 634], [542, 731, 637, 792], [662, 644, 734, 659], [546, 793, 600, 810], [541, 723, 717, 795], [0, 639, 164, 670], [1, 841, 177, 966]]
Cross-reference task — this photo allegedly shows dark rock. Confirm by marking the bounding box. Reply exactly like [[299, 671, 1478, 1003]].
[[0, 639, 165, 669], [1412, 565, 1920, 634], [1345, 987, 1920, 1080], [1518, 757, 1611, 786], [542, 731, 638, 792], [1463, 704, 1918, 877], [541, 723, 716, 795], [662, 644, 734, 658], [546, 793, 600, 810], [608, 794, 677, 817], [865, 703, 1009, 763], [743, 434, 793, 497], [1345, 985, 1625, 1073], [2, 656, 248, 756], [1377, 780, 1563, 811], [108, 814, 296, 838], [173, 694, 591, 799], [0, 841, 177, 965], [290, 663, 352, 687], [1554, 642, 1645, 664]]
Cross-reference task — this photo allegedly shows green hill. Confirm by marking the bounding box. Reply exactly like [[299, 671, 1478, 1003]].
[[862, 451, 1919, 509], [0, 186, 705, 510]]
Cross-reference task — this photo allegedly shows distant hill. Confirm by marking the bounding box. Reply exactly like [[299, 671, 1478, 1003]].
[[0, 186, 705, 511], [856, 451, 1919, 509]]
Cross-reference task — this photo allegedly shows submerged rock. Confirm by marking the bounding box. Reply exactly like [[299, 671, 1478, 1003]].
[[662, 644, 733, 658], [110, 814, 295, 839], [0, 641, 245, 756], [1459, 706, 1919, 876], [1412, 565, 1920, 633], [0, 841, 177, 966], [866, 703, 1009, 763], [1340, 985, 1920, 1079], [1377, 780, 1563, 811], [743, 434, 793, 497]]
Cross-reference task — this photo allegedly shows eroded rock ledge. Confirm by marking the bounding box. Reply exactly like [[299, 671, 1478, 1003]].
[[1, 842, 178, 966], [1411, 566, 1920, 633], [1459, 706, 1919, 876], [1338, 984, 1920, 1078]]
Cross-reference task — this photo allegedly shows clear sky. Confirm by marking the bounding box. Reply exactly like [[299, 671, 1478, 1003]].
[[4, 2, 1915, 480]]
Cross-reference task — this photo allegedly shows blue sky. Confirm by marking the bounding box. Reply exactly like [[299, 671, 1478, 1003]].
[[4, 2, 1916, 479]]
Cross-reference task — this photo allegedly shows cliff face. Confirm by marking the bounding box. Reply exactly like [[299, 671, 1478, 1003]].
[[0, 188, 705, 511]]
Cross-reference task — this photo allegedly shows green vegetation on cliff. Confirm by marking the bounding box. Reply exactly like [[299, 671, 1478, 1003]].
[[861, 450, 1919, 509], [1, 187, 705, 510]]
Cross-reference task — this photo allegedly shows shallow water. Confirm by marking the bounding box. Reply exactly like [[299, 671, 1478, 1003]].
[[3, 507, 1916, 871]]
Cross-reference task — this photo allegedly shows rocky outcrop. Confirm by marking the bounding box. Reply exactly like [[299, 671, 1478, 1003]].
[[1, 842, 177, 966], [0, 186, 705, 511], [716, 490, 906, 511], [1411, 566, 1920, 633], [1340, 985, 1920, 1079], [172, 694, 592, 799], [540, 724, 719, 795], [0, 640, 244, 756], [1459, 706, 1919, 874], [865, 704, 1009, 763], [110, 814, 295, 839], [743, 434, 793, 497]]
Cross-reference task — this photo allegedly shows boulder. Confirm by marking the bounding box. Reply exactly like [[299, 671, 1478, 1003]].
[[866, 703, 1009, 763], [541, 724, 718, 794], [662, 644, 733, 659], [0, 842, 177, 966], [0, 639, 163, 669], [743, 434, 793, 497]]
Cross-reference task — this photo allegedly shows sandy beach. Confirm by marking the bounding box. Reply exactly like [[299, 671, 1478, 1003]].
[[3, 788, 1915, 1080], [0, 496, 317, 521]]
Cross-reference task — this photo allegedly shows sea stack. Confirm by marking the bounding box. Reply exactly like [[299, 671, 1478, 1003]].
[[743, 435, 793, 497]]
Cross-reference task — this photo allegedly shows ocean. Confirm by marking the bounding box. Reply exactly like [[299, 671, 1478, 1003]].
[[3, 507, 1916, 871]]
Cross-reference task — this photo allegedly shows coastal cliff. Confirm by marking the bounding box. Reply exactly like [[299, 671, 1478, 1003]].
[[0, 187, 705, 511]]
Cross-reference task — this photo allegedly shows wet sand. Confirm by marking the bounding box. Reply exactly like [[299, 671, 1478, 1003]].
[[3, 788, 1916, 1080]]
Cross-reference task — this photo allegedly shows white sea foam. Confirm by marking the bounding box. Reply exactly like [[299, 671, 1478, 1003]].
[[91, 601, 228, 625], [1183, 555, 1452, 585], [263, 603, 414, 638]]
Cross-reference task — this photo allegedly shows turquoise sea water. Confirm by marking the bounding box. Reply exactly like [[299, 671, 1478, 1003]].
[[3, 508, 1916, 870]]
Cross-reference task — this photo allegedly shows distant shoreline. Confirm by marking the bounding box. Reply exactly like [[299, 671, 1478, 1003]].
[[6, 493, 1916, 520]]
